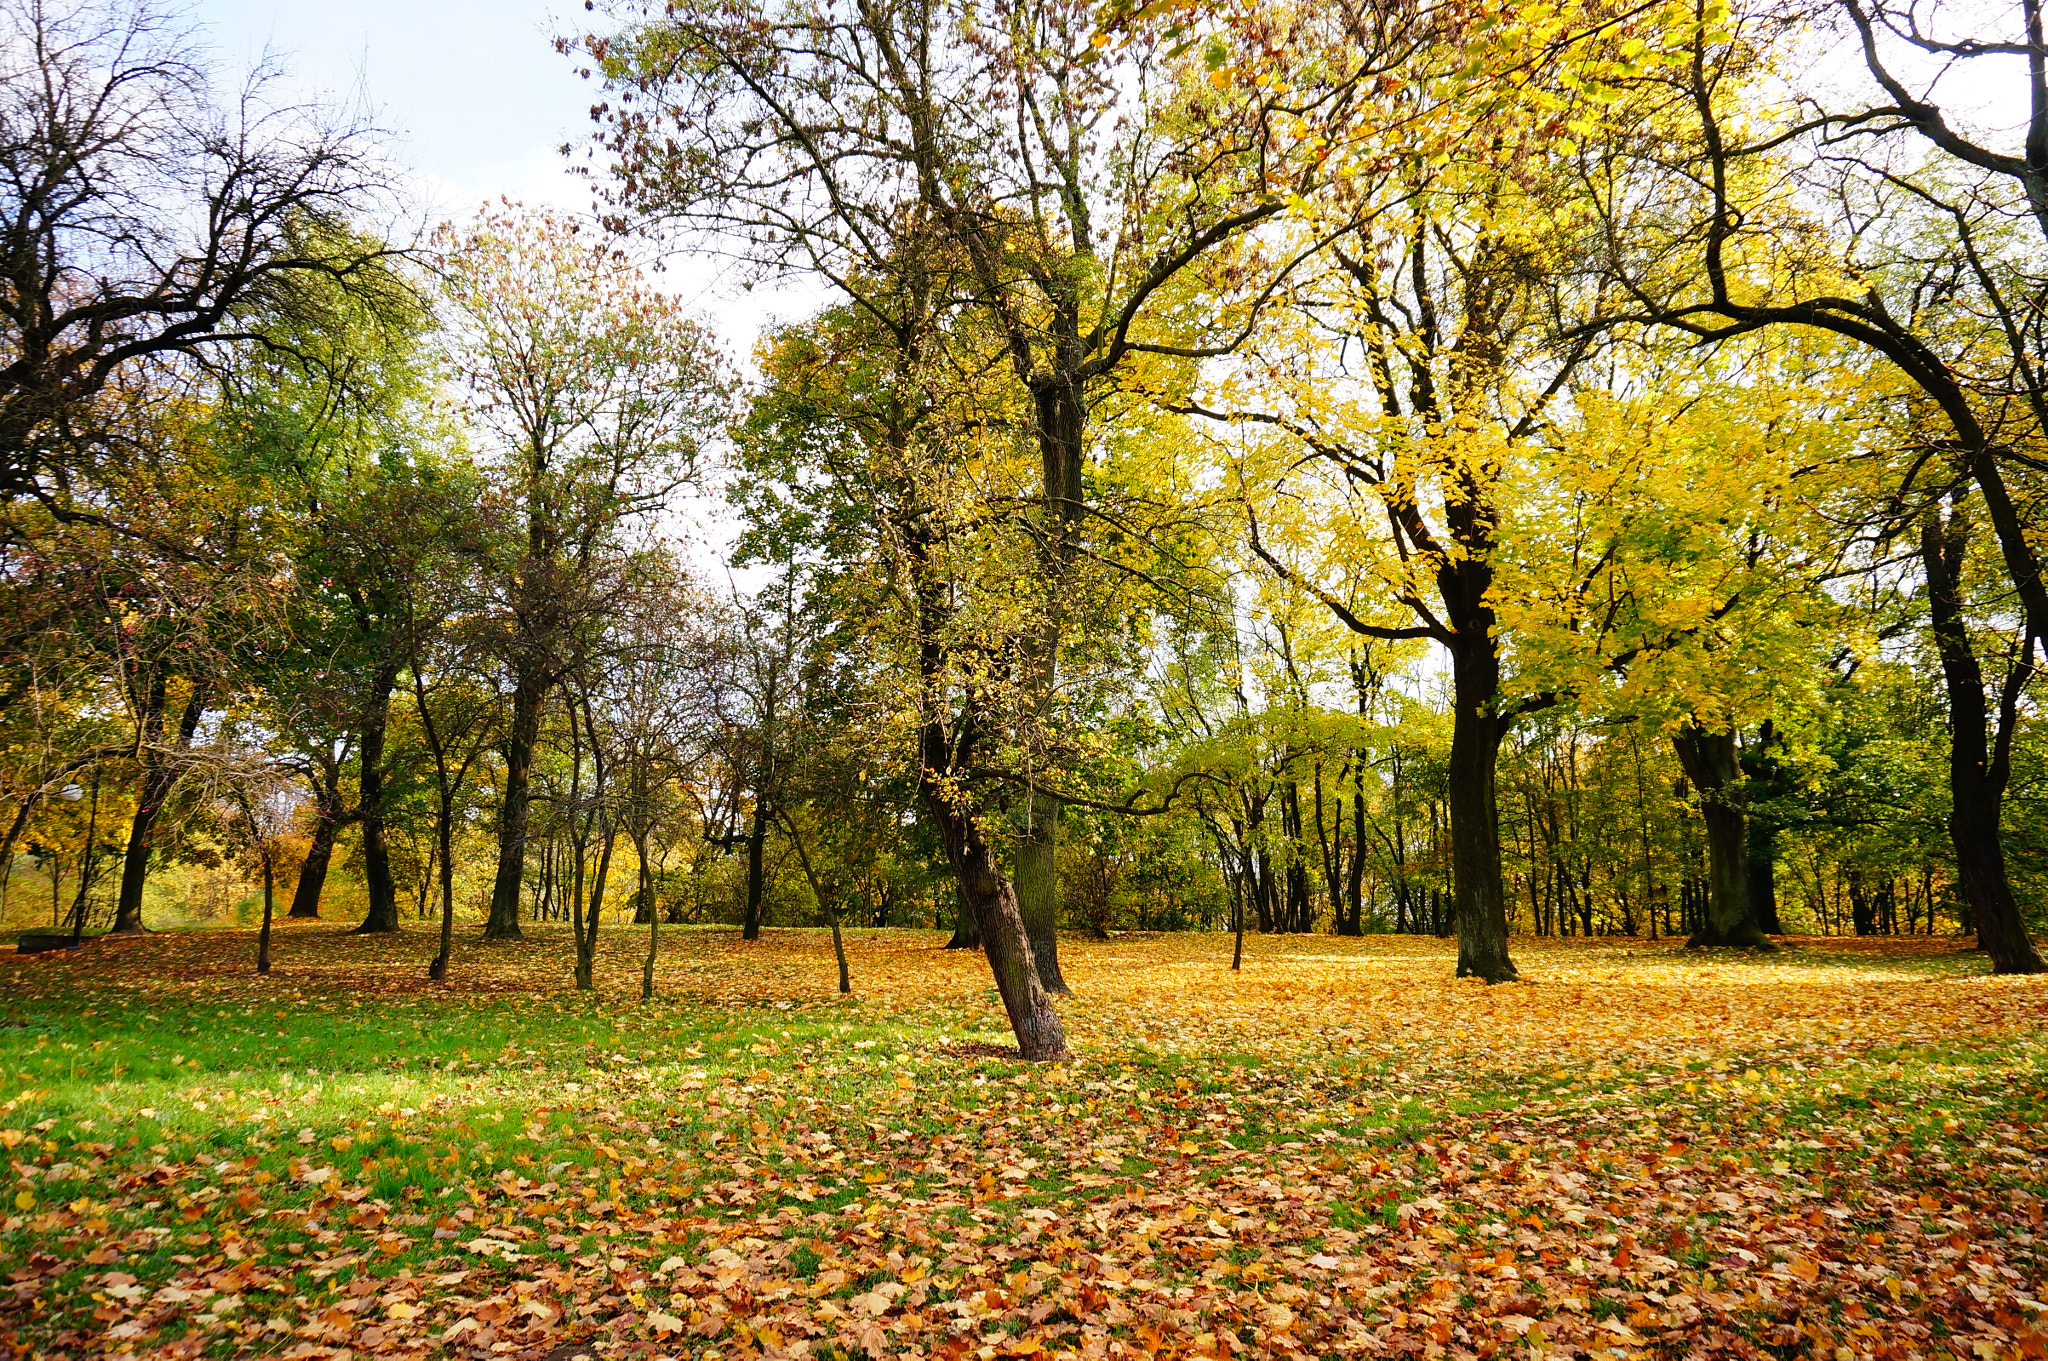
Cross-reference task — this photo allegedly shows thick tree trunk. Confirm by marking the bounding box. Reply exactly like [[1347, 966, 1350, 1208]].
[[1746, 823, 1784, 935], [289, 755, 346, 918], [289, 817, 336, 918], [1446, 645, 1518, 981], [1671, 722, 1774, 949], [742, 798, 768, 940], [113, 682, 206, 933], [485, 669, 544, 940], [1922, 509, 2045, 974], [1013, 790, 1069, 992], [353, 666, 402, 934]]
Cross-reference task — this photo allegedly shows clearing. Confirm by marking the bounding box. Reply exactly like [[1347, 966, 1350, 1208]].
[[1, 926, 2044, 1360]]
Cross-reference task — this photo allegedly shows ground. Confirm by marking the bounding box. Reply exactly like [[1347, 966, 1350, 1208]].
[[1, 925, 2045, 1361]]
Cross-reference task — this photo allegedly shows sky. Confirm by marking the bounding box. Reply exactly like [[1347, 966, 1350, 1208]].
[[188, 0, 812, 577], [187, 0, 814, 353]]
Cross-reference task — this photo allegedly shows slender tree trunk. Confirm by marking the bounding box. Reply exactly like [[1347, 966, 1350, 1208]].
[[782, 811, 851, 994], [638, 827, 658, 1000], [573, 826, 615, 991], [1922, 508, 2045, 974], [113, 681, 206, 933], [354, 665, 403, 934], [256, 839, 275, 975], [1445, 643, 1517, 981], [742, 797, 769, 940], [485, 668, 544, 940]]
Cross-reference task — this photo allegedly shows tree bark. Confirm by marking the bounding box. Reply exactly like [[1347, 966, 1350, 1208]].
[[742, 796, 769, 940], [1446, 642, 1518, 981], [112, 680, 207, 933], [1746, 825, 1784, 935], [1013, 789, 1069, 991], [921, 756, 1067, 1060], [288, 752, 347, 918], [943, 890, 982, 949], [1922, 508, 2044, 974], [485, 668, 544, 940], [1671, 722, 1775, 949], [353, 665, 403, 934]]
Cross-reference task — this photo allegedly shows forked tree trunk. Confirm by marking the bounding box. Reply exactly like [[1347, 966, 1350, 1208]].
[[1922, 508, 2044, 974], [1670, 722, 1775, 950], [113, 681, 207, 933]]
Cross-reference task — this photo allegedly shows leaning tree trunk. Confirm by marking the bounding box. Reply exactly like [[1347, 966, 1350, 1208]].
[[112, 681, 207, 933], [1445, 641, 1519, 981], [289, 814, 338, 918], [1922, 508, 2045, 974], [484, 666, 544, 940], [1671, 722, 1775, 950], [353, 666, 403, 934], [921, 753, 1068, 1060]]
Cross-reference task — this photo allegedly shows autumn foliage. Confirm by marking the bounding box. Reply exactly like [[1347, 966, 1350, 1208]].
[[3, 925, 2046, 1360]]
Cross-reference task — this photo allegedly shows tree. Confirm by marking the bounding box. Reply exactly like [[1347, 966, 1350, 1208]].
[[0, 0, 399, 514], [569, 0, 1370, 993], [439, 206, 725, 942], [1589, 0, 2048, 968]]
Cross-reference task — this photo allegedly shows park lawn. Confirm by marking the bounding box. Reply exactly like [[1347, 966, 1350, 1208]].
[[0, 925, 2045, 1361]]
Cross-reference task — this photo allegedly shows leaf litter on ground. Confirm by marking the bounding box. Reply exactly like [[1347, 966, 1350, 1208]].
[[0, 925, 2044, 1361]]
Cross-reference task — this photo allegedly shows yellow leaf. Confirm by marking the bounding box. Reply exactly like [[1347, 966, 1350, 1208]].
[[13, 1190, 32, 1211]]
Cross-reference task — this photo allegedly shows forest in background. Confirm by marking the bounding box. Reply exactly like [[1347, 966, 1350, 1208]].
[[2, 0, 2045, 1058]]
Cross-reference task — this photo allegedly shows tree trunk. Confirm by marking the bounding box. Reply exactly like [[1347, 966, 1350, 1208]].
[[1922, 507, 2045, 974], [256, 838, 275, 975], [485, 668, 544, 940], [1746, 822, 1784, 935], [1671, 722, 1774, 949], [288, 760, 345, 918], [573, 826, 615, 991], [742, 797, 769, 940], [353, 665, 402, 934], [638, 828, 658, 1000], [1445, 644, 1518, 981], [944, 887, 981, 948], [1013, 789, 1069, 992], [921, 758, 1067, 1060], [113, 681, 206, 933]]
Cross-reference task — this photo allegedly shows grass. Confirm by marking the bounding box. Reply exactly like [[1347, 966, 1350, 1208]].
[[0, 922, 2045, 1360]]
